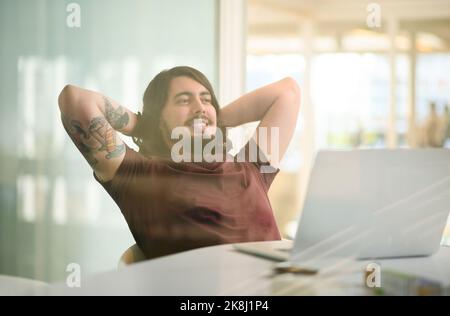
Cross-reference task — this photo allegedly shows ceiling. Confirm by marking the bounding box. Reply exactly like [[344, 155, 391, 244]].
[[247, 0, 450, 53]]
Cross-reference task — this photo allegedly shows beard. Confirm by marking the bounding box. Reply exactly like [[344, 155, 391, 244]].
[[160, 122, 231, 162]]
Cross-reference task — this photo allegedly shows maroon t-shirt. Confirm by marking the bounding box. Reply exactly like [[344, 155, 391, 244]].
[[94, 141, 281, 259]]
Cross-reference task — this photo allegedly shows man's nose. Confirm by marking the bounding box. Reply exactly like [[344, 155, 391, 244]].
[[192, 97, 206, 113]]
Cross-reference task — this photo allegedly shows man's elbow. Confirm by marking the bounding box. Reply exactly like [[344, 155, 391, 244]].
[[281, 77, 300, 103], [58, 84, 79, 111]]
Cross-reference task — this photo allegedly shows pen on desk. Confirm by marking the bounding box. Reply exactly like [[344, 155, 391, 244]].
[[272, 262, 318, 276]]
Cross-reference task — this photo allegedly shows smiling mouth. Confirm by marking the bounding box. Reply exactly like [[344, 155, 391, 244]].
[[186, 118, 209, 129]]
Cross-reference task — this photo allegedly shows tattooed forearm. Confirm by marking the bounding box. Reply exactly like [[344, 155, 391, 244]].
[[87, 116, 125, 158], [61, 114, 124, 167], [104, 97, 129, 131], [61, 114, 99, 167]]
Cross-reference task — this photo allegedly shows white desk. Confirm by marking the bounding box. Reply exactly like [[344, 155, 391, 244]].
[[0, 275, 47, 296], [25, 241, 450, 295]]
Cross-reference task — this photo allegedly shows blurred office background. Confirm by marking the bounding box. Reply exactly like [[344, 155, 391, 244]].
[[245, 0, 450, 246], [0, 0, 449, 283]]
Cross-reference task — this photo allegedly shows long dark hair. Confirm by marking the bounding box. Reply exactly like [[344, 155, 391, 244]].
[[132, 66, 230, 159]]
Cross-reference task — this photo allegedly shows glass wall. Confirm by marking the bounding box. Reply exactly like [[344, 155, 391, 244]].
[[0, 0, 218, 282], [416, 53, 450, 122], [311, 53, 410, 149]]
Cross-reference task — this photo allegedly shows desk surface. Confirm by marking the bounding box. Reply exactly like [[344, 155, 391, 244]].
[[23, 241, 450, 295], [0, 275, 47, 296]]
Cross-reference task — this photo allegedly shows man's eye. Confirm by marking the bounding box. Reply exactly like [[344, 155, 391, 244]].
[[179, 99, 189, 104], [203, 99, 211, 103]]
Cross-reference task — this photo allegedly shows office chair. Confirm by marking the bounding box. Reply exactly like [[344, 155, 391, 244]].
[[118, 243, 146, 268]]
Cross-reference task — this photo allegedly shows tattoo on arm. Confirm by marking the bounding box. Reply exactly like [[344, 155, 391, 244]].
[[104, 97, 129, 130], [61, 113, 125, 168]]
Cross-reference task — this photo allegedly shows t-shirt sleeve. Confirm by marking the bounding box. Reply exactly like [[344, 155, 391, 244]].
[[92, 143, 153, 211], [93, 143, 138, 186], [236, 137, 280, 190]]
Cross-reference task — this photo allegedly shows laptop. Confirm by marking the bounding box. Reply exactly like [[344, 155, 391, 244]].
[[235, 149, 450, 264]]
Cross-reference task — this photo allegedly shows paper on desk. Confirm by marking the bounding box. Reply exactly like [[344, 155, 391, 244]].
[[376, 249, 450, 287]]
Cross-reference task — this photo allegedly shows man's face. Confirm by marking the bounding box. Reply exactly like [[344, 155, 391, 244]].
[[159, 76, 217, 147]]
